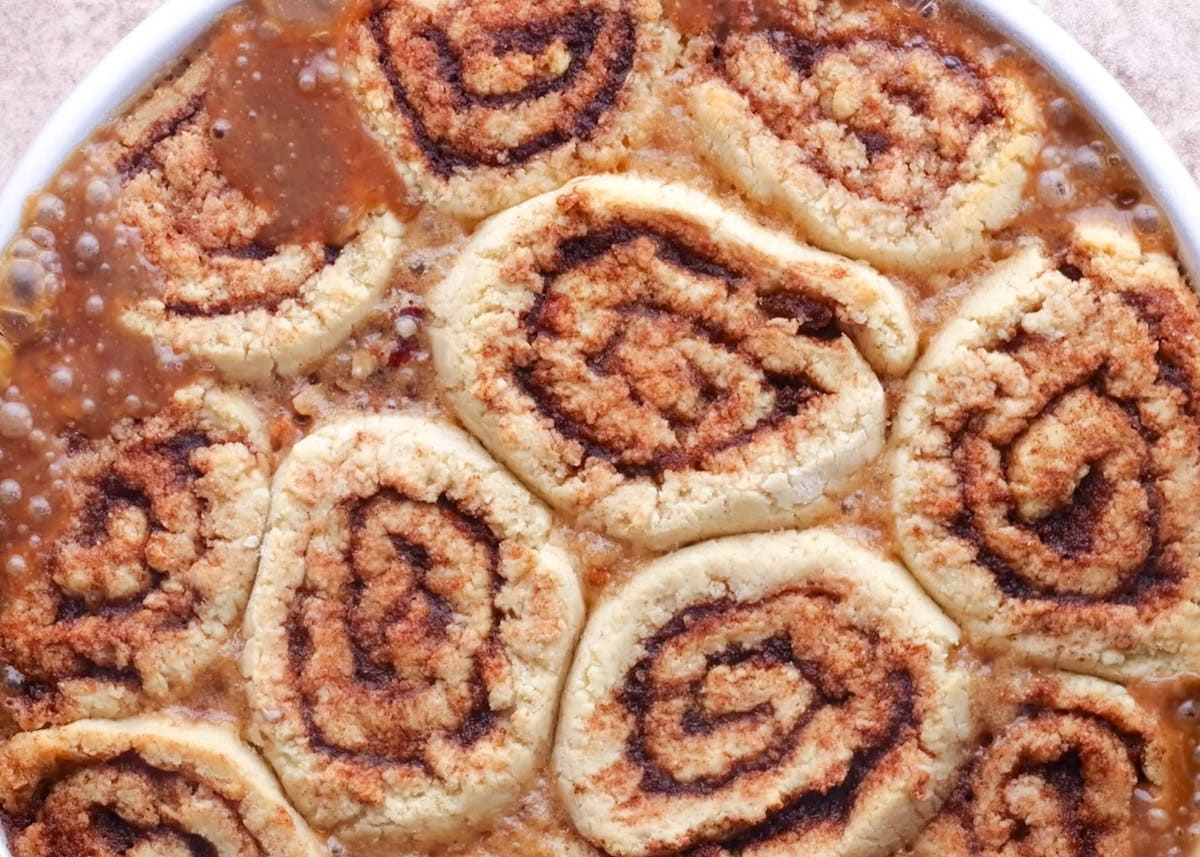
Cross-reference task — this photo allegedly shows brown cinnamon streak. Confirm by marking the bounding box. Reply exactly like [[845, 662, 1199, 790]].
[[369, 7, 637, 176], [616, 592, 917, 850], [288, 492, 504, 766], [4, 751, 268, 857], [948, 386, 1180, 605], [115, 96, 206, 179], [515, 224, 831, 481]]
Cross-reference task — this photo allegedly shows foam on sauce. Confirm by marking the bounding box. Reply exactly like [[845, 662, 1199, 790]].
[[0, 0, 1194, 853], [0, 149, 200, 582], [1131, 677, 1200, 856], [207, 0, 412, 245]]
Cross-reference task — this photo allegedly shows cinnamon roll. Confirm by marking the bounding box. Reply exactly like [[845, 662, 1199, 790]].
[[901, 670, 1175, 857], [430, 175, 917, 549], [114, 56, 404, 381], [686, 0, 1042, 272], [554, 529, 971, 857], [347, 0, 680, 218], [242, 415, 585, 847], [0, 384, 271, 729], [892, 223, 1200, 680], [0, 717, 326, 857]]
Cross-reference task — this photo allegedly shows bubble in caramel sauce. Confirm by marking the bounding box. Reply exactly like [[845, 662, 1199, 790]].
[[1131, 677, 1200, 856]]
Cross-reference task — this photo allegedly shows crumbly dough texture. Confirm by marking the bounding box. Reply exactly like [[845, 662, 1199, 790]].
[[554, 529, 971, 857], [430, 174, 917, 549], [0, 383, 271, 730], [347, 0, 681, 218], [243, 414, 585, 847], [902, 670, 1173, 857], [3, 1, 1194, 854], [0, 716, 327, 857], [112, 57, 405, 381], [686, 0, 1042, 272], [892, 222, 1200, 680]]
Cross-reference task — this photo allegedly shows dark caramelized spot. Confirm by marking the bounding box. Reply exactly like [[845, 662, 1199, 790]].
[[756, 291, 840, 339], [856, 129, 892, 158], [89, 806, 141, 854], [764, 30, 821, 75], [1023, 468, 1115, 560], [1059, 263, 1085, 281], [213, 243, 278, 262], [1114, 189, 1141, 210], [76, 476, 156, 550]]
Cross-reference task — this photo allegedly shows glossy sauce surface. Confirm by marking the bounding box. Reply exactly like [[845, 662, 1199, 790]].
[[0, 0, 1194, 854]]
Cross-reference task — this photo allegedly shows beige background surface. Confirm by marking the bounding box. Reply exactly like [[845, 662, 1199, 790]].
[[0, 0, 1196, 185]]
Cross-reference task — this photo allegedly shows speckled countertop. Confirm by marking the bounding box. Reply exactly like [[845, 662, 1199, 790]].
[[0, 0, 1196, 186]]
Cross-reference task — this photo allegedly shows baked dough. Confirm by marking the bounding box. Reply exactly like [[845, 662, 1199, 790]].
[[893, 223, 1200, 680], [0, 717, 326, 857], [0, 384, 270, 729], [348, 0, 680, 218], [687, 0, 1042, 272], [113, 56, 404, 381], [902, 670, 1176, 857], [243, 415, 584, 847], [430, 174, 916, 549], [554, 529, 971, 857]]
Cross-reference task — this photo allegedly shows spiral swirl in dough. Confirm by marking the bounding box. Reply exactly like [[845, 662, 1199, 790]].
[[893, 223, 1200, 680], [0, 717, 326, 857], [430, 175, 917, 549], [113, 55, 404, 381], [686, 0, 1041, 272], [0, 384, 270, 730], [901, 670, 1175, 857], [554, 529, 971, 857], [243, 415, 585, 847], [348, 0, 680, 218]]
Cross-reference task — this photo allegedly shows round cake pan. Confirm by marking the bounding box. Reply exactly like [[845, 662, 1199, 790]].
[[0, 1, 1199, 854]]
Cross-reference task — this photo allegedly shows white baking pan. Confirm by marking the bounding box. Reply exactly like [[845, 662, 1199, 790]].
[[0, 0, 1198, 854]]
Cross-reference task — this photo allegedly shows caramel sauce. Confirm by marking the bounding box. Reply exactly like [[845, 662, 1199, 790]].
[[0, 146, 201, 579], [1130, 677, 1200, 855], [0, 0, 1193, 854], [207, 0, 411, 245]]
